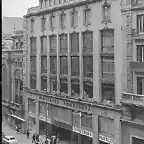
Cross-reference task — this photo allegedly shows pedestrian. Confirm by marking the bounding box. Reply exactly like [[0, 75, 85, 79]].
[[32, 133, 36, 143], [36, 134, 39, 143], [27, 129, 30, 139]]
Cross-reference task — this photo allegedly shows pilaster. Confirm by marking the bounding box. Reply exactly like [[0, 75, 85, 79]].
[[47, 36, 50, 93], [68, 33, 71, 96], [36, 99, 39, 134], [57, 34, 60, 93]]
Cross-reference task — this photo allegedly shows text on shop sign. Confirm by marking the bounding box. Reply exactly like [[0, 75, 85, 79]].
[[99, 135, 115, 144], [39, 95, 92, 113], [72, 126, 93, 138]]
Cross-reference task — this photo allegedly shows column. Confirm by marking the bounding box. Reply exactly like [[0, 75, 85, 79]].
[[114, 116, 121, 144], [79, 32, 83, 99], [36, 37, 41, 91], [47, 36, 50, 93], [93, 30, 100, 102], [57, 34, 60, 94], [92, 114, 99, 144], [11, 64, 14, 101], [68, 33, 71, 96], [36, 99, 39, 134], [78, 134, 82, 144], [142, 78, 144, 95], [24, 99, 29, 133]]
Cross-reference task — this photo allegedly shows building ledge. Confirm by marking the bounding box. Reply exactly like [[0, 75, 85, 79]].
[[130, 61, 144, 70]]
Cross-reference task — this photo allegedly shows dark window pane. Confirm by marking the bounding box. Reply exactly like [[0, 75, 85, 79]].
[[71, 57, 79, 76], [101, 30, 114, 53], [41, 36, 47, 54], [41, 76, 47, 91], [84, 81, 93, 98], [133, 137, 144, 144], [137, 14, 144, 33], [137, 45, 144, 62], [41, 56, 47, 73], [71, 79, 80, 97], [50, 78, 57, 93], [41, 17, 46, 31], [83, 56, 93, 77], [60, 79, 68, 94], [30, 56, 36, 73], [20, 80, 23, 91], [81, 113, 92, 128], [30, 37, 36, 55], [60, 34, 67, 53], [50, 56, 57, 74], [137, 77, 142, 94], [102, 84, 115, 102], [50, 36, 57, 53], [83, 32, 93, 52], [30, 74, 36, 89], [71, 33, 79, 53], [60, 56, 68, 75]]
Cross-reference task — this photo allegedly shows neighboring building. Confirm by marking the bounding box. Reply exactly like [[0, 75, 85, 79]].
[[121, 0, 144, 144], [2, 29, 25, 133], [23, 0, 122, 144]]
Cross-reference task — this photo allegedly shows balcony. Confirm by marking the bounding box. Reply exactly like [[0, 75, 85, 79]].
[[121, 92, 144, 107], [132, 29, 144, 39], [130, 61, 144, 71]]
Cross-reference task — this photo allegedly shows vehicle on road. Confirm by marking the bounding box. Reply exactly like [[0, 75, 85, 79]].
[[2, 136, 18, 144]]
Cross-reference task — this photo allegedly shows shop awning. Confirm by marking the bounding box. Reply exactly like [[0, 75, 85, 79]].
[[11, 114, 25, 122]]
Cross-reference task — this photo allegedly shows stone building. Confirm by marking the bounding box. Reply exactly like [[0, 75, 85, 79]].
[[23, 0, 123, 144], [121, 0, 144, 144]]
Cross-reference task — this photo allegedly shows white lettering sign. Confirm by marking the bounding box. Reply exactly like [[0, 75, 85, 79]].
[[72, 126, 93, 138], [99, 135, 115, 144], [39, 115, 51, 124]]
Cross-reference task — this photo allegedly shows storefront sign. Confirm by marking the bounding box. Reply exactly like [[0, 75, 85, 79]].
[[72, 126, 93, 138], [39, 95, 92, 113], [39, 115, 51, 124], [28, 112, 36, 118], [52, 119, 72, 131], [99, 135, 115, 144]]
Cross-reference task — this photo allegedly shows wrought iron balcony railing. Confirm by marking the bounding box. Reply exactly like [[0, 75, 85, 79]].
[[132, 29, 144, 38]]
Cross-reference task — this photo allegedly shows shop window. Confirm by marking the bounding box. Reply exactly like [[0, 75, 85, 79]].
[[81, 113, 92, 128], [50, 78, 57, 93], [83, 56, 93, 77], [60, 12, 66, 29], [39, 102, 46, 116], [101, 84, 115, 102], [71, 10, 78, 28], [101, 57, 114, 80], [71, 79, 80, 97], [84, 81, 93, 98], [30, 74, 36, 89], [71, 56, 79, 76], [71, 33, 79, 53], [41, 76, 47, 91], [30, 56, 36, 73], [60, 34, 67, 53], [132, 137, 144, 144], [73, 112, 81, 127], [60, 56, 68, 75], [101, 30, 114, 53], [50, 35, 57, 53], [83, 32, 93, 52], [41, 36, 47, 54], [41, 16, 46, 31], [60, 79, 68, 94], [30, 37, 36, 55], [137, 45, 144, 62], [83, 8, 91, 25], [41, 56, 47, 73], [50, 56, 57, 75]]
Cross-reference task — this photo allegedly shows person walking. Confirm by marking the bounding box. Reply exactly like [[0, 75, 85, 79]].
[[32, 133, 36, 143], [27, 129, 30, 139]]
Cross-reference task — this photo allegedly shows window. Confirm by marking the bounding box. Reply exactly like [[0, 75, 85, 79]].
[[101, 57, 114, 80], [50, 78, 57, 92], [30, 74, 36, 89], [59, 0, 62, 4], [30, 37, 37, 55], [137, 77, 143, 94], [71, 33, 79, 53], [15, 79, 19, 92], [71, 79, 80, 97], [41, 76, 47, 91], [30, 56, 36, 73], [20, 80, 23, 91], [84, 81, 93, 98], [73, 112, 81, 127], [60, 56, 68, 75], [50, 35, 57, 53], [41, 17, 46, 31], [102, 2, 111, 22], [81, 113, 92, 128], [60, 79, 68, 94], [132, 137, 144, 144], [137, 45, 144, 62], [50, 14, 55, 30], [101, 30, 114, 53], [84, 8, 91, 25], [60, 34, 67, 53], [60, 12, 66, 29], [50, 56, 57, 74], [137, 14, 144, 33], [83, 56, 93, 77], [41, 36, 47, 54], [71, 10, 78, 27], [30, 18, 34, 32], [71, 57, 79, 76], [19, 61, 22, 68], [49, 0, 52, 6], [83, 32, 93, 52], [15, 61, 18, 68], [41, 56, 47, 73], [101, 84, 115, 102]]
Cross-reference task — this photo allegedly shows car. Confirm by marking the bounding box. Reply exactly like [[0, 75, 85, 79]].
[[2, 136, 18, 144]]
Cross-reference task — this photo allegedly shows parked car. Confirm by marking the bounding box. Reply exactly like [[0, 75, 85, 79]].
[[2, 136, 18, 144]]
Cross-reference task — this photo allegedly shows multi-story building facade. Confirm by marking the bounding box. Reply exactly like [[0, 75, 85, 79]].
[[23, 0, 123, 144], [121, 0, 144, 144], [2, 29, 25, 133]]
